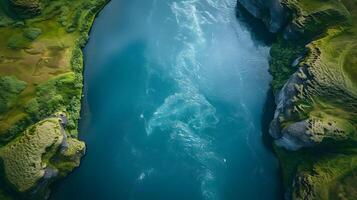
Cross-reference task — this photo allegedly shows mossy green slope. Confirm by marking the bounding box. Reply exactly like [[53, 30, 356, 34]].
[[0, 0, 108, 199], [267, 0, 357, 199], [1, 117, 63, 192]]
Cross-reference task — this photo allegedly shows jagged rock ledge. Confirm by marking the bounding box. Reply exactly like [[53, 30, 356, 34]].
[[237, 0, 357, 199]]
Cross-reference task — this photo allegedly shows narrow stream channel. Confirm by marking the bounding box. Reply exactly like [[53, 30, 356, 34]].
[[51, 0, 281, 199]]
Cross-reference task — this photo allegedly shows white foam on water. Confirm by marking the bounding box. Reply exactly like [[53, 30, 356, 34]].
[[144, 0, 274, 198], [171, 1, 205, 44], [136, 168, 155, 182], [144, 1, 235, 199]]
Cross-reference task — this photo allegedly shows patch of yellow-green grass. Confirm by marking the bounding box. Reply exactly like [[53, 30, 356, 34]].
[[342, 42, 357, 88], [283, 27, 357, 125], [0, 0, 108, 143], [0, 118, 63, 192], [275, 144, 357, 200], [308, 112, 356, 142], [275, 29, 357, 139], [294, 154, 357, 200], [0, 0, 108, 198], [269, 1, 357, 199], [313, 28, 357, 93], [311, 100, 357, 126], [285, 0, 349, 15], [297, 28, 357, 124], [283, 0, 351, 40]]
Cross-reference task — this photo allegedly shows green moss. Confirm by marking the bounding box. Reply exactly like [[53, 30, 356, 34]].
[[275, 142, 357, 199], [0, 76, 27, 114], [0, 0, 109, 198], [51, 138, 85, 176], [343, 45, 357, 88], [265, 0, 357, 199], [284, 0, 350, 39], [0, 118, 63, 192]]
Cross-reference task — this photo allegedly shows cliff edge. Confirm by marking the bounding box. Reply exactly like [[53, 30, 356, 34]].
[[237, 0, 357, 199], [0, 0, 108, 199]]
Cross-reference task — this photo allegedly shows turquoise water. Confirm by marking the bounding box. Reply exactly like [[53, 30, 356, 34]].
[[51, 0, 281, 199]]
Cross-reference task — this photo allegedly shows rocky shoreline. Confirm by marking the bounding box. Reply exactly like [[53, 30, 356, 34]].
[[237, 0, 357, 199]]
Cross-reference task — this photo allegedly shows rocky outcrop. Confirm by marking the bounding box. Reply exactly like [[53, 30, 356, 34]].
[[269, 67, 312, 150], [237, 0, 287, 32], [237, 0, 357, 199], [271, 30, 357, 150], [0, 114, 85, 197], [275, 120, 313, 151], [238, 0, 355, 150]]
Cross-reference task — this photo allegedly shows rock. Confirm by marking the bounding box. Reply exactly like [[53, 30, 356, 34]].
[[60, 138, 86, 164], [275, 120, 314, 151], [43, 167, 58, 180], [269, 69, 315, 150], [58, 113, 68, 127], [30, 167, 59, 200], [272, 70, 303, 121], [238, 0, 357, 199], [236, 0, 287, 33], [269, 118, 282, 139], [292, 56, 303, 67]]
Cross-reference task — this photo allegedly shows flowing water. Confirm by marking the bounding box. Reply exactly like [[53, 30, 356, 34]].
[[51, 0, 281, 199]]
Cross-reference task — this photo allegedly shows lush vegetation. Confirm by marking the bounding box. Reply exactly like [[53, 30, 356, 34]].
[[0, 0, 108, 199], [0, 118, 63, 192], [267, 0, 357, 199], [269, 37, 304, 92], [0, 76, 27, 114]]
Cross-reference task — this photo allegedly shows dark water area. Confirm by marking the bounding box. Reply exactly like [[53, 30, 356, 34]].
[[51, 0, 282, 199], [235, 4, 276, 46], [261, 89, 277, 151]]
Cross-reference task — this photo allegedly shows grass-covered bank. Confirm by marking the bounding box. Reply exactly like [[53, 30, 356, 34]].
[[238, 0, 357, 199], [0, 0, 108, 199]]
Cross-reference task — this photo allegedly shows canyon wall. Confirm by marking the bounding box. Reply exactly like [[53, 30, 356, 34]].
[[237, 0, 357, 199]]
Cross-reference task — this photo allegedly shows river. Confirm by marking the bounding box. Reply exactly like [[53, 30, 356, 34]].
[[51, 0, 281, 199]]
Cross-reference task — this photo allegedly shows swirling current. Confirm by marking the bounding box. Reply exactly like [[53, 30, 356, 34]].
[[51, 0, 281, 199]]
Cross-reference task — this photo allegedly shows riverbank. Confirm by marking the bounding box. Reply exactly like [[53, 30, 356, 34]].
[[237, 0, 357, 199], [0, 0, 108, 199]]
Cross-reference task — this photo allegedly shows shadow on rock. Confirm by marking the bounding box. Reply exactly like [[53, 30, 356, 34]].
[[235, 3, 276, 46]]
